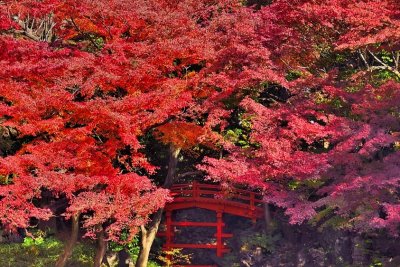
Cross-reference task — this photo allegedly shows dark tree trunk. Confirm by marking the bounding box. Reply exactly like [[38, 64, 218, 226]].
[[163, 145, 181, 188], [264, 203, 273, 234], [94, 227, 107, 267], [55, 213, 80, 267], [135, 145, 180, 267], [117, 249, 130, 267]]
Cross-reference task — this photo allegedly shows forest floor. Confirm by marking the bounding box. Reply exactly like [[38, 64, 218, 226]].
[[168, 208, 400, 267], [0, 208, 399, 267]]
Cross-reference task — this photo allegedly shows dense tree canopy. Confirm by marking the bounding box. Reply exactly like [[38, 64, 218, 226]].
[[0, 0, 399, 266], [0, 0, 280, 233], [202, 0, 400, 234]]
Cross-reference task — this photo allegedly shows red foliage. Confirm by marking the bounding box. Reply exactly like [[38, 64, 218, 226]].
[[256, 0, 400, 74], [201, 0, 400, 234], [0, 0, 275, 240], [1, 0, 399, 239], [155, 122, 207, 150]]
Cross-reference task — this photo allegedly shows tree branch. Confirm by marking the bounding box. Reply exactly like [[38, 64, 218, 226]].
[[69, 17, 102, 50], [358, 49, 369, 69], [367, 49, 400, 79], [13, 17, 41, 41], [12, 14, 55, 42], [393, 51, 399, 70]]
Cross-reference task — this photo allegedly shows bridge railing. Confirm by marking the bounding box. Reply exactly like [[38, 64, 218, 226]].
[[160, 182, 265, 262], [170, 181, 264, 211]]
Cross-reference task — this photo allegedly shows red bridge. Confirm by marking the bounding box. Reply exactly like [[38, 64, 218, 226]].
[[158, 181, 264, 267]]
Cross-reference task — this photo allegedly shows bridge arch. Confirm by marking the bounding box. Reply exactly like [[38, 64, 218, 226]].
[[158, 182, 264, 267]]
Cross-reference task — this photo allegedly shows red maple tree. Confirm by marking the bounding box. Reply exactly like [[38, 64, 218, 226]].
[[1, 0, 399, 266], [0, 0, 279, 265], [202, 0, 400, 235]]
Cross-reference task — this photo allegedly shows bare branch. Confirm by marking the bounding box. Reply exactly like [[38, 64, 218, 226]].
[[358, 49, 369, 69], [14, 17, 41, 41], [393, 51, 399, 70], [368, 49, 387, 67], [367, 49, 400, 79], [12, 14, 55, 42], [369, 66, 400, 79]]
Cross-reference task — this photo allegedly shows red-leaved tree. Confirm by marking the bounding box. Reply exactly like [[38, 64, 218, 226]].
[[202, 0, 400, 236], [0, 0, 280, 266]]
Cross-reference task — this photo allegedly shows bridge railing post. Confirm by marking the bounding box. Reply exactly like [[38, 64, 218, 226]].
[[250, 192, 256, 223], [250, 192, 255, 210], [164, 210, 173, 263], [193, 181, 199, 198], [216, 211, 223, 257], [164, 182, 263, 259], [165, 210, 172, 247]]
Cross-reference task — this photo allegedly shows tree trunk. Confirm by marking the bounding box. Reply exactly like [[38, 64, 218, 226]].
[[135, 145, 181, 267], [135, 225, 159, 267], [117, 249, 130, 267], [163, 145, 181, 188], [94, 227, 107, 267], [55, 213, 80, 267], [264, 203, 273, 234]]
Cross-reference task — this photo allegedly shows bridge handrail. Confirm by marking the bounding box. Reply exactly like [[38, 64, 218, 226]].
[[170, 182, 264, 210], [171, 189, 263, 202]]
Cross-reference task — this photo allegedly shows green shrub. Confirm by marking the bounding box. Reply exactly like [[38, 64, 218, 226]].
[[0, 235, 95, 267]]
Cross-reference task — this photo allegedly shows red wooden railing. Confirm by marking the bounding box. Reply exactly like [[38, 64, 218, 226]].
[[159, 182, 264, 266], [168, 181, 264, 219]]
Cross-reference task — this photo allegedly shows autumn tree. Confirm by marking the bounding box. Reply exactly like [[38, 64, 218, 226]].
[[0, 0, 280, 266], [202, 0, 400, 238], [3, 0, 399, 265]]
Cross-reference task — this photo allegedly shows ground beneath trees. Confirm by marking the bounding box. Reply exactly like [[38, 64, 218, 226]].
[[163, 208, 400, 267]]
